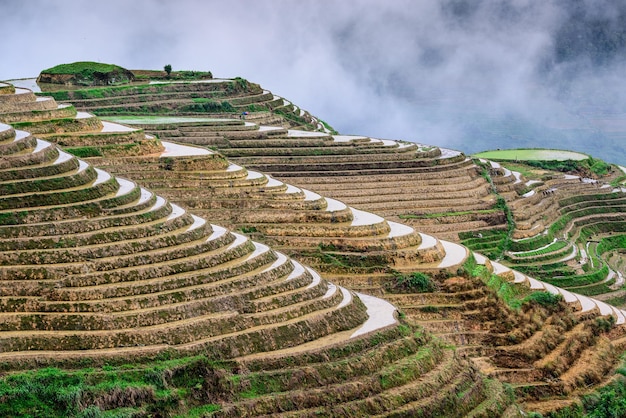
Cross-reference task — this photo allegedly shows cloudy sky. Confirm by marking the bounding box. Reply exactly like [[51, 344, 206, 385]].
[[2, 0, 625, 163]]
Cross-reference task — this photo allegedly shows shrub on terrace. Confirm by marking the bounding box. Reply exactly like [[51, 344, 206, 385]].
[[386, 271, 437, 293], [522, 291, 563, 309]]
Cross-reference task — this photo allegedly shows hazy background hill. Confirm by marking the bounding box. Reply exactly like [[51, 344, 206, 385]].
[[2, 0, 625, 163]]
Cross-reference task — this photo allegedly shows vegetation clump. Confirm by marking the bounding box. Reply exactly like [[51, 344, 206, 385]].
[[386, 271, 437, 293], [525, 157, 612, 178], [38, 62, 135, 86], [522, 291, 563, 309]]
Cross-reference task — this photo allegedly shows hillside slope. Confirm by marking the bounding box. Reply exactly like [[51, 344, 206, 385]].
[[1, 73, 626, 415]]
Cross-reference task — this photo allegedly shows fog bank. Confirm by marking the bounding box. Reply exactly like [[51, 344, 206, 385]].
[[2, 0, 625, 163]]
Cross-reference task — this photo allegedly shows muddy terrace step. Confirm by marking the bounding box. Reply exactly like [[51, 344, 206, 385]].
[[0, 88, 43, 103], [122, 170, 274, 190], [0, 83, 16, 95], [263, 160, 476, 179], [0, 160, 99, 195], [11, 112, 103, 135], [264, 222, 423, 254], [280, 163, 479, 184], [339, 186, 492, 206], [385, 288, 488, 306], [0, 123, 15, 141], [1, 210, 217, 265], [0, 96, 58, 113], [0, 149, 81, 181], [402, 304, 469, 320], [1, 141, 60, 170], [219, 144, 416, 158], [116, 162, 249, 182], [235, 154, 467, 172], [40, 121, 147, 144], [0, 130, 37, 154], [437, 331, 489, 347], [256, 213, 390, 238], [0, 213, 210, 265], [403, 216, 504, 230], [0, 103, 77, 124], [301, 176, 487, 195], [0, 184, 170, 234], [6, 247, 294, 315], [419, 319, 476, 333], [521, 399, 581, 417], [2, 188, 158, 239], [0, 221, 243, 284]]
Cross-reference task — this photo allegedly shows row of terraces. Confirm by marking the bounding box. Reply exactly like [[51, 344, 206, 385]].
[[25, 78, 509, 241], [0, 85, 523, 416], [1, 84, 472, 288], [3, 77, 626, 415], [0, 82, 161, 158], [395, 251, 626, 414], [461, 158, 626, 305], [116, 116, 505, 242], [22, 77, 309, 129], [0, 121, 391, 364]]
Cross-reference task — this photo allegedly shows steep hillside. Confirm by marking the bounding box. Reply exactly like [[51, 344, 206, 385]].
[[0, 82, 519, 417], [1, 72, 626, 416], [459, 157, 626, 307], [0, 118, 517, 417], [38, 77, 505, 242]]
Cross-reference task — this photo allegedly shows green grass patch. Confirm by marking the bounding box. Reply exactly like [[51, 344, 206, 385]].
[[0, 356, 231, 417], [509, 233, 554, 252], [597, 235, 626, 255], [510, 240, 568, 258], [603, 294, 626, 308], [498, 162, 543, 179], [319, 119, 338, 134], [546, 265, 609, 288], [525, 157, 611, 177], [570, 279, 615, 296], [41, 62, 127, 75], [471, 265, 528, 310], [459, 229, 507, 241], [460, 229, 509, 260], [474, 148, 589, 161], [522, 291, 563, 307], [180, 100, 235, 113], [65, 146, 103, 158], [611, 175, 626, 187], [39, 62, 134, 88]]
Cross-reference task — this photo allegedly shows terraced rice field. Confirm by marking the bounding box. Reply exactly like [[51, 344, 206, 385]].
[[2, 75, 626, 416]]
